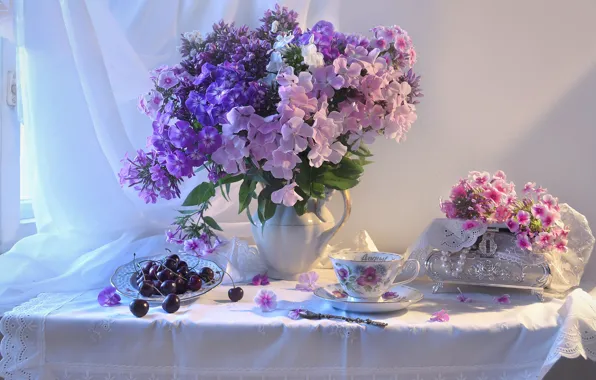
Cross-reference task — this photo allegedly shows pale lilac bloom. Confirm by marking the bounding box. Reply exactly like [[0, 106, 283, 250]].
[[506, 220, 520, 233], [327, 141, 347, 164], [97, 286, 121, 307], [254, 289, 277, 312], [494, 294, 511, 305], [166, 230, 183, 245], [266, 51, 284, 73], [211, 135, 249, 174], [333, 57, 361, 86], [252, 273, 270, 286], [263, 149, 301, 180], [347, 128, 377, 150], [157, 70, 179, 89], [307, 143, 332, 168], [271, 182, 303, 207], [281, 116, 314, 153], [462, 220, 480, 231], [457, 288, 472, 303], [312, 65, 345, 97], [517, 210, 531, 226], [429, 309, 450, 322], [516, 233, 532, 251], [295, 271, 319, 292], [224, 106, 255, 135], [288, 308, 304, 320]]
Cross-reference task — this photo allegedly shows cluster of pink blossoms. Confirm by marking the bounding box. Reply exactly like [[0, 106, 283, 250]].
[[441, 171, 569, 252]]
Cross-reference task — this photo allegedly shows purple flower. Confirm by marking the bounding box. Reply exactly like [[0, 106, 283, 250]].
[[165, 151, 192, 178], [198, 126, 222, 155], [382, 291, 401, 300], [494, 294, 511, 305], [356, 267, 380, 287], [336, 268, 348, 281], [165, 230, 183, 245], [168, 120, 196, 150], [295, 271, 319, 292], [288, 308, 304, 320], [251, 273, 270, 286], [457, 288, 472, 303], [158, 70, 179, 89], [429, 309, 450, 322], [97, 286, 121, 307], [254, 289, 277, 312]]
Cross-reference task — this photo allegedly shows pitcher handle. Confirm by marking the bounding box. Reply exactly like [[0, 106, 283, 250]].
[[393, 259, 421, 286], [319, 190, 352, 243]]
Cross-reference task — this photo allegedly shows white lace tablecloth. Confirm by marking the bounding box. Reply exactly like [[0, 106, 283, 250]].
[[1, 270, 596, 380]]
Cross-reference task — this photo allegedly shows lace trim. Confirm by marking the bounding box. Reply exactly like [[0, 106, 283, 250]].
[[0, 293, 81, 380]]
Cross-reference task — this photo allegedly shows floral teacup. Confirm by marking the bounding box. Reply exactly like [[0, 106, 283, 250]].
[[330, 251, 420, 299]]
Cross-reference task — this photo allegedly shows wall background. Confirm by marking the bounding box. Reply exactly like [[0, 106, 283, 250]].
[[113, 0, 596, 278]]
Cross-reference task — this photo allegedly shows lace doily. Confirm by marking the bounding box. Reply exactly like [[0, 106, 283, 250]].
[[0, 293, 81, 380]]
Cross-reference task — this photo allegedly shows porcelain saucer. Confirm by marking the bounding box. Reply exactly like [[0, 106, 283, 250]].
[[313, 283, 423, 313]]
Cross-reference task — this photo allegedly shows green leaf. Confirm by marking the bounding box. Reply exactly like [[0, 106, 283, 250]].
[[352, 144, 373, 157], [178, 209, 197, 215], [218, 174, 244, 185], [238, 178, 257, 213], [219, 185, 229, 202], [311, 182, 326, 199], [182, 182, 216, 206], [203, 216, 223, 231], [258, 189, 277, 222], [320, 172, 359, 190], [294, 200, 307, 216], [246, 207, 256, 226]]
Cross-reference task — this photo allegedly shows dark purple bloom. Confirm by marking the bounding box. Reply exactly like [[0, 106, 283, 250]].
[[168, 120, 196, 149], [165, 150, 192, 178], [494, 294, 511, 305], [312, 20, 334, 36], [356, 267, 380, 286], [336, 268, 348, 281], [185, 91, 215, 126], [382, 291, 401, 300], [97, 286, 121, 307]]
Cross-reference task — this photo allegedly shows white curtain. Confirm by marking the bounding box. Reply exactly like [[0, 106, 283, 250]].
[[1, 0, 327, 312]]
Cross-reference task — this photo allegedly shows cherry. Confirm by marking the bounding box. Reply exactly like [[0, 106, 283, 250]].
[[142, 261, 153, 274], [129, 299, 149, 318], [175, 277, 187, 294], [177, 266, 190, 278], [165, 258, 178, 271], [160, 279, 177, 295], [167, 254, 180, 262], [199, 267, 215, 282], [187, 275, 203, 291], [153, 280, 162, 295], [157, 269, 172, 282], [228, 287, 244, 302], [162, 294, 180, 313], [187, 271, 199, 279], [177, 261, 188, 270], [148, 265, 159, 280], [139, 281, 154, 297]]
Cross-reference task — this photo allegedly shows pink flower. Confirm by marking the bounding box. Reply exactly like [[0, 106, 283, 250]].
[[532, 204, 546, 219], [429, 309, 450, 322], [483, 187, 502, 203], [440, 200, 457, 218], [494, 294, 511, 305], [523, 182, 536, 194], [537, 232, 552, 248], [157, 70, 179, 90], [517, 210, 531, 226], [356, 267, 380, 287], [493, 170, 507, 180], [506, 219, 520, 233], [254, 289, 277, 312], [494, 205, 511, 223], [462, 220, 480, 231], [252, 273, 270, 286], [555, 238, 568, 252], [472, 171, 490, 186], [542, 194, 558, 210], [541, 211, 556, 228], [336, 267, 348, 281], [516, 233, 532, 251], [382, 291, 400, 300], [295, 271, 319, 292], [271, 182, 303, 207], [451, 183, 467, 198]]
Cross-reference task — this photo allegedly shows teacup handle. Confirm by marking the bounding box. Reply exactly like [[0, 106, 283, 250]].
[[393, 259, 421, 286]]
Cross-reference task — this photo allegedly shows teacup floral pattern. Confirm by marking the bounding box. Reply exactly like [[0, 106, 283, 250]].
[[333, 263, 395, 296]]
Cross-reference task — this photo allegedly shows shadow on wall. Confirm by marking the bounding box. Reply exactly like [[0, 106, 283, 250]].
[[499, 65, 596, 279]]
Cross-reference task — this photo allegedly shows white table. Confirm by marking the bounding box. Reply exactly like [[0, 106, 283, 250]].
[[1, 270, 596, 380]]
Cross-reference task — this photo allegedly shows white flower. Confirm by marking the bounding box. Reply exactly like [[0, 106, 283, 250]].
[[271, 20, 279, 33], [273, 33, 294, 51], [183, 30, 202, 44], [301, 43, 324, 68], [266, 51, 284, 73]]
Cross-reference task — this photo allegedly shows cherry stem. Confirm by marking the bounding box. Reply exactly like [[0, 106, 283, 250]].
[[213, 252, 235, 288]]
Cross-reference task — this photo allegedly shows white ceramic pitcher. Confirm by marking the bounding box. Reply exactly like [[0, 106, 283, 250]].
[[251, 190, 351, 280]]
